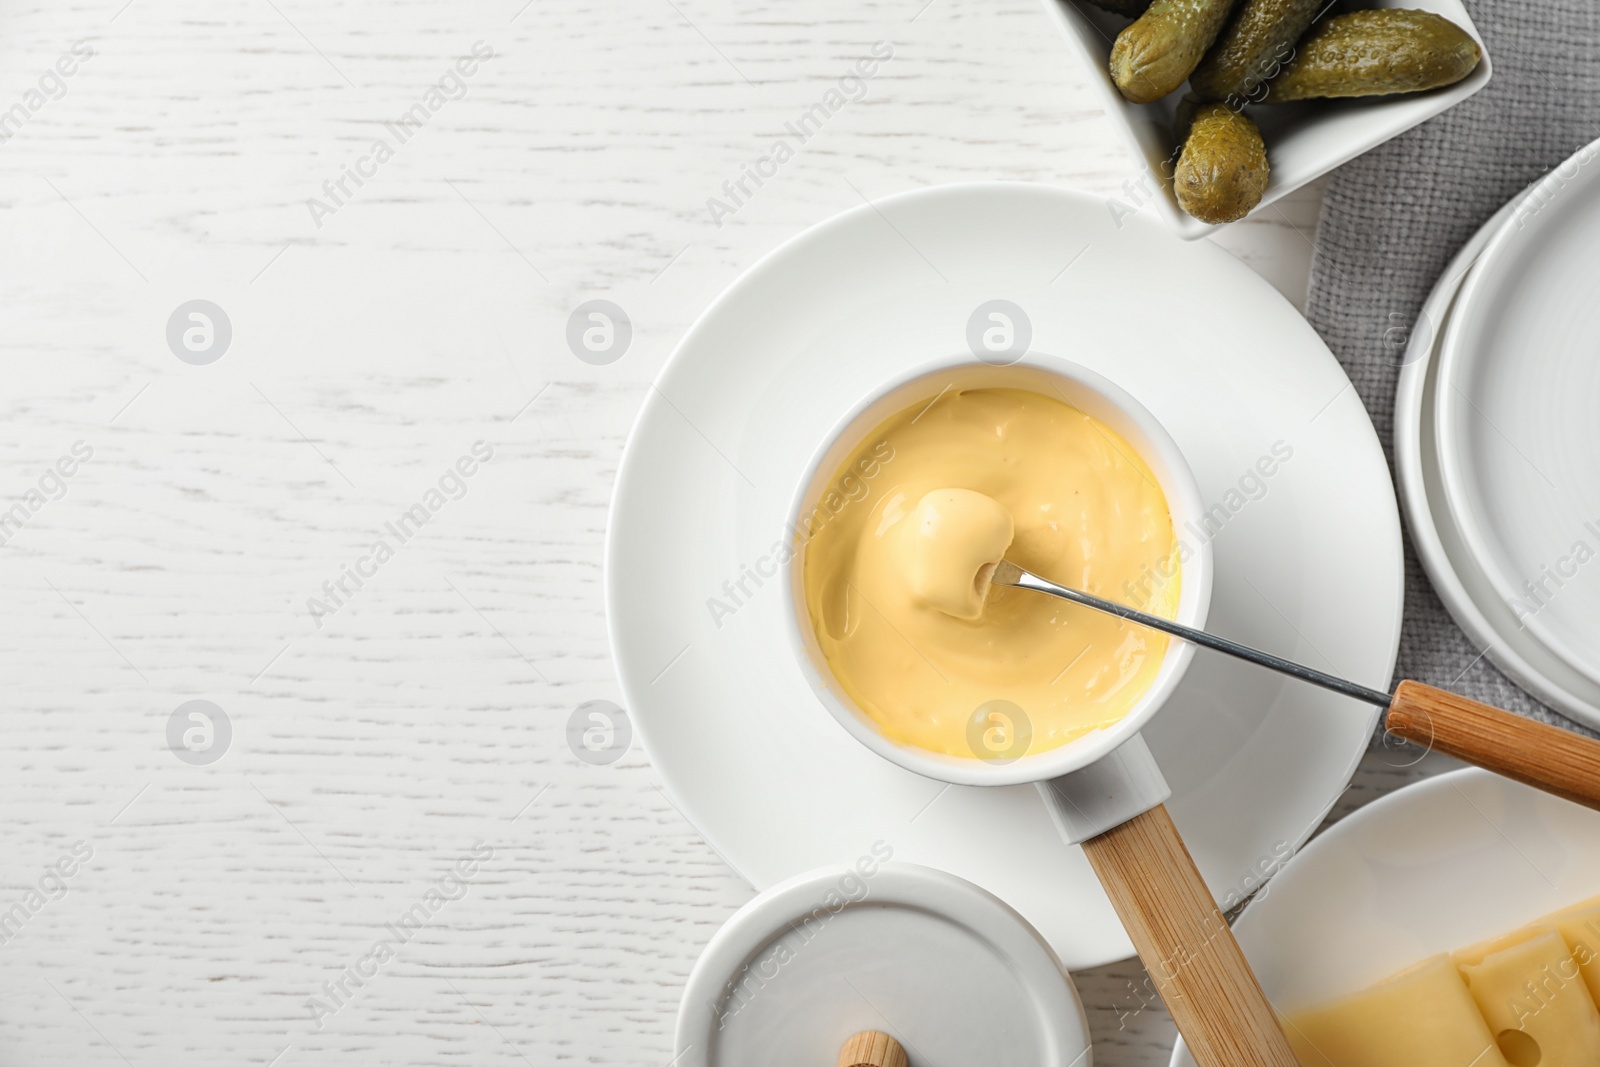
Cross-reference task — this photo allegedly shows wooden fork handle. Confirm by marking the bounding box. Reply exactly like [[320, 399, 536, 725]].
[[1082, 804, 1297, 1067], [1386, 680, 1600, 810]]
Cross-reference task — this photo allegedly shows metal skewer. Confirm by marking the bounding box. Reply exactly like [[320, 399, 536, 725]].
[[987, 560, 1600, 814], [988, 560, 1394, 707]]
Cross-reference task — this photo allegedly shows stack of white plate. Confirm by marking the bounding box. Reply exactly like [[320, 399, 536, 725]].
[[1397, 134, 1600, 730]]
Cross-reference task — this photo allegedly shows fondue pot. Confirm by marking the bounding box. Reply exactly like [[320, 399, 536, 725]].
[[784, 355, 1300, 1067]]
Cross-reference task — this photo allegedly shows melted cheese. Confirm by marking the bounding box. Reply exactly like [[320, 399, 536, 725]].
[[902, 488, 1014, 620], [801, 388, 1179, 758]]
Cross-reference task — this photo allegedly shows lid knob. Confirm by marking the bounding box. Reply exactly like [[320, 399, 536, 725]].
[[837, 1030, 908, 1067]]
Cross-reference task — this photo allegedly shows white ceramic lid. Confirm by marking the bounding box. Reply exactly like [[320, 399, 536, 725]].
[[675, 862, 1091, 1067]]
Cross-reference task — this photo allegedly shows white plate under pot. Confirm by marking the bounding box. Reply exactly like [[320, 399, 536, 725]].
[[1395, 192, 1600, 729], [606, 182, 1403, 969], [1435, 136, 1600, 691]]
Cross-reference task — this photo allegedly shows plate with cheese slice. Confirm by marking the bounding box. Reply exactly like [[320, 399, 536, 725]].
[[1171, 767, 1600, 1067]]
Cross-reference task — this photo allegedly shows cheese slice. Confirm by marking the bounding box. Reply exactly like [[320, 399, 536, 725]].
[[1458, 930, 1600, 1067], [1544, 898, 1600, 1007], [1455, 929, 1543, 969], [1285, 955, 1509, 1067], [1452, 897, 1600, 1009]]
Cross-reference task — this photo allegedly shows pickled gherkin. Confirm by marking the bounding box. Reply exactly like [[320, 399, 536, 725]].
[[1262, 9, 1481, 102], [1174, 103, 1269, 224], [1110, 0, 1241, 104], [1189, 0, 1325, 102]]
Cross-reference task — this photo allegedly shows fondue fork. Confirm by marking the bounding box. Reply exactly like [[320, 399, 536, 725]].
[[991, 560, 1600, 810]]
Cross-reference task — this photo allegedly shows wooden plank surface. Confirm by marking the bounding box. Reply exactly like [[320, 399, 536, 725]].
[[0, 0, 1393, 1063]]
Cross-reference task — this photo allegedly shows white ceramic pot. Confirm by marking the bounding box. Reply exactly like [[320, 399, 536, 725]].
[[782, 353, 1212, 838]]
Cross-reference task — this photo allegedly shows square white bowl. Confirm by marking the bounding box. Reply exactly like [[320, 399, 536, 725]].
[[1041, 0, 1492, 239]]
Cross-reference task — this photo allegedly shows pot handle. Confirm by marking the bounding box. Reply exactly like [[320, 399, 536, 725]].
[[1040, 737, 1298, 1067]]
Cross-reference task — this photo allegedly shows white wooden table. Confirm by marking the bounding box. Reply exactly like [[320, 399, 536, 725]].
[[0, 1, 1441, 1063]]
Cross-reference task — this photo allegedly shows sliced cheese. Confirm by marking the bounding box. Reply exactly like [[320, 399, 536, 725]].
[[1459, 929, 1600, 1067], [1454, 929, 1542, 970], [1285, 955, 1509, 1067], [1544, 898, 1600, 1008], [1451, 896, 1600, 1009]]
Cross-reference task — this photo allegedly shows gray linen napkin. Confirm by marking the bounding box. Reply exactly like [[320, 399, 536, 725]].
[[1304, 0, 1600, 735]]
